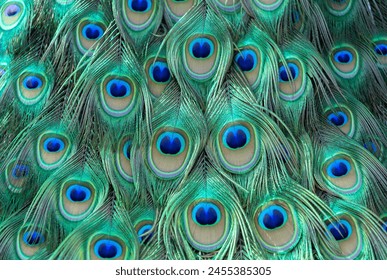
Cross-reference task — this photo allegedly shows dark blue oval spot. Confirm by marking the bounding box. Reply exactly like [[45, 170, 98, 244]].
[[375, 44, 387, 56], [4, 4, 21, 17], [44, 137, 65, 153], [328, 220, 351, 241], [363, 142, 377, 154], [98, 243, 117, 258], [195, 206, 218, 225], [226, 129, 247, 149], [130, 0, 150, 12], [151, 62, 171, 83], [334, 50, 353, 64], [23, 76, 43, 90], [82, 24, 104, 40], [279, 63, 298, 82], [263, 209, 285, 229], [328, 111, 347, 126], [23, 231, 45, 246], [94, 240, 122, 259], [138, 224, 153, 243], [66, 185, 91, 203], [328, 160, 350, 177], [12, 164, 29, 178], [158, 132, 185, 155], [191, 38, 213, 59]]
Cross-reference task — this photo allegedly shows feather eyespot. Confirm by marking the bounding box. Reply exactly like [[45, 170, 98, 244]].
[[375, 44, 387, 56], [123, 0, 157, 31], [278, 59, 305, 101], [149, 61, 171, 83], [101, 76, 136, 117], [330, 46, 359, 79], [157, 131, 185, 156], [66, 184, 91, 203], [164, 0, 196, 23], [217, 122, 260, 174], [372, 40, 387, 66], [184, 200, 229, 252], [17, 73, 49, 105], [22, 231, 45, 246], [89, 235, 128, 260], [254, 200, 301, 253], [189, 37, 214, 59], [0, 1, 25, 30], [327, 219, 352, 241], [327, 111, 348, 127], [76, 20, 106, 55], [184, 35, 219, 80], [363, 141, 383, 160], [136, 221, 154, 244], [234, 47, 261, 89], [94, 239, 123, 259], [149, 128, 189, 178], [324, 214, 362, 259], [192, 202, 221, 226], [322, 155, 361, 194], [258, 205, 288, 230], [223, 125, 250, 150], [324, 107, 354, 137], [253, 0, 284, 11], [5, 161, 30, 193], [17, 227, 47, 259], [145, 58, 172, 97], [43, 137, 65, 153], [37, 133, 70, 170], [117, 138, 133, 182], [59, 181, 96, 221], [235, 49, 258, 72], [326, 0, 352, 16]]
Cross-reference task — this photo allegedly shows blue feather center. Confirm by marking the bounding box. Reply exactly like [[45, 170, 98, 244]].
[[12, 164, 29, 178], [66, 185, 91, 202], [138, 224, 153, 243], [129, 0, 151, 12], [235, 49, 257, 72], [192, 202, 221, 226], [23, 76, 43, 90], [375, 44, 387, 56], [327, 159, 351, 178], [123, 140, 132, 160], [107, 79, 131, 98], [334, 50, 353, 64], [4, 4, 21, 17], [150, 61, 171, 83], [82, 24, 104, 40], [189, 38, 214, 59], [23, 231, 45, 246], [94, 240, 123, 259], [327, 111, 348, 127], [327, 220, 352, 241], [157, 132, 185, 155], [292, 10, 300, 23], [363, 141, 377, 154], [259, 205, 288, 230], [223, 125, 250, 150], [43, 137, 65, 153], [279, 63, 299, 82]]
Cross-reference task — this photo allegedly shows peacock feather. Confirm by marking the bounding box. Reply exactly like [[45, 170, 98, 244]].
[[0, 0, 386, 261]]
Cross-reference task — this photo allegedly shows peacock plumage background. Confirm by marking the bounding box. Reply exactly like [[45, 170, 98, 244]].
[[0, 0, 386, 260]]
